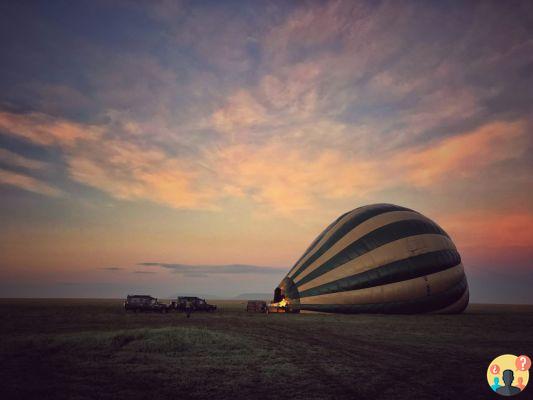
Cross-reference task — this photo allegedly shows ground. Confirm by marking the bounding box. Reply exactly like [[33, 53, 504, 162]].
[[1, 299, 532, 400]]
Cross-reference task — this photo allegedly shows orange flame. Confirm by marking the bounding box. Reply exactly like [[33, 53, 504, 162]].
[[278, 298, 288, 308]]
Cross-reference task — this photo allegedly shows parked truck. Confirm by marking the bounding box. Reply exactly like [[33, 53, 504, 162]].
[[124, 295, 169, 313], [174, 296, 217, 312], [246, 300, 267, 313]]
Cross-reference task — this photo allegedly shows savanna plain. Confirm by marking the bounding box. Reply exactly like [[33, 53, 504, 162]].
[[1, 299, 532, 400]]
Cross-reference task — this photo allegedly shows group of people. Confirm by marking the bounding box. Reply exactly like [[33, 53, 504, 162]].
[[491, 370, 526, 396]]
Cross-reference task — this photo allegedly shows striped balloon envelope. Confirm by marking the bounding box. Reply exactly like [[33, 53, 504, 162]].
[[274, 204, 469, 314]]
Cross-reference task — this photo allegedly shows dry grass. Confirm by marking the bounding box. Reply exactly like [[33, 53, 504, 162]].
[[1, 299, 532, 400]]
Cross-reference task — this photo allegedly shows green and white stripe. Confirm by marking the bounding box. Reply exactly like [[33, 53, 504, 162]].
[[277, 204, 469, 314]]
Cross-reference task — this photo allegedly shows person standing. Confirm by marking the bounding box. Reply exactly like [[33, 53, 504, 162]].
[[496, 370, 521, 396], [491, 377, 501, 392], [185, 299, 192, 318], [516, 377, 525, 391]]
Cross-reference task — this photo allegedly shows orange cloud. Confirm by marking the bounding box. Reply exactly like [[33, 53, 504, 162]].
[[67, 140, 217, 210], [441, 210, 533, 250], [210, 119, 529, 214], [0, 109, 528, 218], [0, 111, 218, 209], [215, 141, 380, 213], [0, 111, 103, 146], [394, 120, 527, 187], [436, 209, 533, 273]]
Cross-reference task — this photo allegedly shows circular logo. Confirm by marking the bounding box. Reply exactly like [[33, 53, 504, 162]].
[[487, 354, 530, 396]]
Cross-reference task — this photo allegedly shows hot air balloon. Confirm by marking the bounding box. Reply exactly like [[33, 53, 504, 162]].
[[272, 204, 468, 314]]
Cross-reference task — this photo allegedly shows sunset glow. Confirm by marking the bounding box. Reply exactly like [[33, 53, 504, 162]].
[[0, 1, 531, 302]]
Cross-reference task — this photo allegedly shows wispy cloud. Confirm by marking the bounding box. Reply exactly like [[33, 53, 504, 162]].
[[66, 140, 216, 210], [211, 90, 267, 135], [392, 120, 529, 188], [213, 140, 380, 213], [1, 106, 529, 216], [0, 148, 49, 170], [139, 262, 285, 277], [100, 267, 123, 271], [0, 111, 102, 146], [0, 110, 217, 209], [1, 1, 531, 216], [0, 168, 62, 197]]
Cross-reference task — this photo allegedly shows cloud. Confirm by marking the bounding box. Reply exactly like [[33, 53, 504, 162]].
[[100, 267, 123, 271], [0, 111, 103, 146], [66, 140, 216, 210], [0, 2, 531, 220], [180, 272, 208, 278], [0, 168, 62, 197], [441, 210, 533, 251], [211, 90, 267, 135], [436, 208, 533, 276], [214, 140, 380, 213], [166, 5, 261, 74], [209, 118, 529, 213], [133, 271, 156, 274], [0, 110, 217, 209], [0, 148, 49, 170], [0, 108, 527, 216], [139, 262, 285, 277], [393, 120, 528, 188]]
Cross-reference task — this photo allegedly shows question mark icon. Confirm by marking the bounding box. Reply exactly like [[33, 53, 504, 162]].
[[491, 364, 500, 374], [515, 355, 531, 371]]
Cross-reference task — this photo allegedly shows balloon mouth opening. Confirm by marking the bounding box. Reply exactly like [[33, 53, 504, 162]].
[[269, 278, 300, 313]]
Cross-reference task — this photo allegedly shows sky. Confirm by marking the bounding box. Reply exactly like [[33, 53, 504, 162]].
[[0, 0, 532, 302]]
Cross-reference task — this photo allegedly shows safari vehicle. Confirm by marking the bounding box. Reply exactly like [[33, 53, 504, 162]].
[[124, 295, 169, 313], [246, 300, 267, 313], [176, 296, 217, 312]]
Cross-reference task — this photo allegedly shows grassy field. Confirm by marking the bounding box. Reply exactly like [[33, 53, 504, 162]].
[[1, 299, 532, 400]]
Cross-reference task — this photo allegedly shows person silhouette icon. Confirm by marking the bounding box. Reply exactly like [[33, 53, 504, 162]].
[[496, 370, 521, 396], [516, 377, 525, 391], [491, 377, 501, 391]]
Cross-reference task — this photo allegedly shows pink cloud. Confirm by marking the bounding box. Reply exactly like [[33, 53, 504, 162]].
[[67, 140, 218, 210], [443, 210, 533, 250], [436, 209, 533, 274], [0, 111, 102, 146], [394, 120, 527, 187], [0, 168, 62, 197], [211, 90, 267, 135], [0, 111, 215, 209], [0, 107, 529, 220], [214, 141, 380, 213]]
